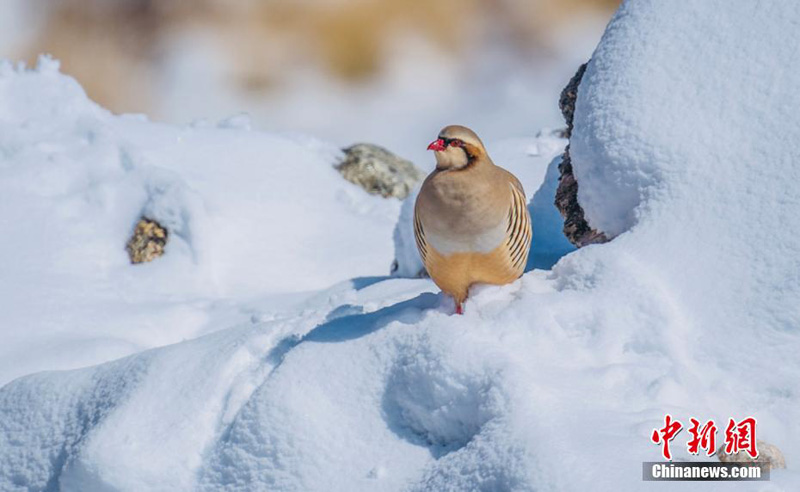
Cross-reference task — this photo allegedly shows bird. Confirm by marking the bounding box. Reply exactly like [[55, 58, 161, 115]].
[[414, 125, 532, 314]]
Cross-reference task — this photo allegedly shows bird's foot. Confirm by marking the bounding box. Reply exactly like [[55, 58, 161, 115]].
[[455, 302, 464, 315]]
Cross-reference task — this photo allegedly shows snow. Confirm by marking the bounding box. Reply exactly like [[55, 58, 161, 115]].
[[2, 0, 800, 490], [0, 55, 402, 386]]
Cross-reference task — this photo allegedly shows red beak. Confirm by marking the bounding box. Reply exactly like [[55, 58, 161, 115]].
[[427, 138, 446, 152]]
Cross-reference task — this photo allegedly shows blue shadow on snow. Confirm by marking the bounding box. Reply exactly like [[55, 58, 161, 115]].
[[525, 155, 576, 271], [304, 292, 440, 344]]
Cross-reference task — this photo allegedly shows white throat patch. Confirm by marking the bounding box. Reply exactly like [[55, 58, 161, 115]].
[[435, 146, 469, 170]]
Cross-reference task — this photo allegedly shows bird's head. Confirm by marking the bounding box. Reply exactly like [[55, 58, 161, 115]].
[[427, 125, 486, 171]]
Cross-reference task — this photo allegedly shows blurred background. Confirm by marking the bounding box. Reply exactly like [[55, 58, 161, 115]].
[[0, 0, 617, 164]]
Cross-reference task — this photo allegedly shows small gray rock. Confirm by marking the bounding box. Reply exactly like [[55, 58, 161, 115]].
[[336, 143, 425, 200], [718, 440, 786, 473]]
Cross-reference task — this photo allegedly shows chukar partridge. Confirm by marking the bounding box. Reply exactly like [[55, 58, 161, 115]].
[[414, 125, 532, 314]]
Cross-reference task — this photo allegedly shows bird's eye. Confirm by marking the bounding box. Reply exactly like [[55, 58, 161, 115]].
[[449, 139, 461, 147]]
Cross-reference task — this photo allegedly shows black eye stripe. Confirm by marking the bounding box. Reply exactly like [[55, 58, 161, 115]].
[[440, 137, 462, 147]]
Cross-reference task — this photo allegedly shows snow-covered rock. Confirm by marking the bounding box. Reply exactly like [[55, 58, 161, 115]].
[[2, 1, 800, 490]]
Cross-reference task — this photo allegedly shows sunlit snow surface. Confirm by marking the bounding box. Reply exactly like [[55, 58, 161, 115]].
[[0, 55, 405, 386], [2, 1, 800, 489]]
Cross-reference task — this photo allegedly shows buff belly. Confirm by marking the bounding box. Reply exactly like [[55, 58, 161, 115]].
[[423, 241, 527, 304]]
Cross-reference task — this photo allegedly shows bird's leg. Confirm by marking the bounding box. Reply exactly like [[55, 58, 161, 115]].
[[455, 301, 464, 315]]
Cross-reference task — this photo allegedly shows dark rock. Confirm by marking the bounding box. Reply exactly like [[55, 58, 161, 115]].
[[554, 62, 608, 248], [126, 217, 168, 264], [336, 143, 424, 200], [559, 63, 586, 140]]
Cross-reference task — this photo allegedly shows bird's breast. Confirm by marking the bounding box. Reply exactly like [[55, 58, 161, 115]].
[[418, 188, 508, 255], [424, 219, 507, 255], [416, 165, 511, 255]]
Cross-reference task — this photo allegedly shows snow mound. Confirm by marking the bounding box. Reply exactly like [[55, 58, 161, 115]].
[[3, 1, 800, 489], [0, 56, 402, 385], [571, 0, 800, 241]]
